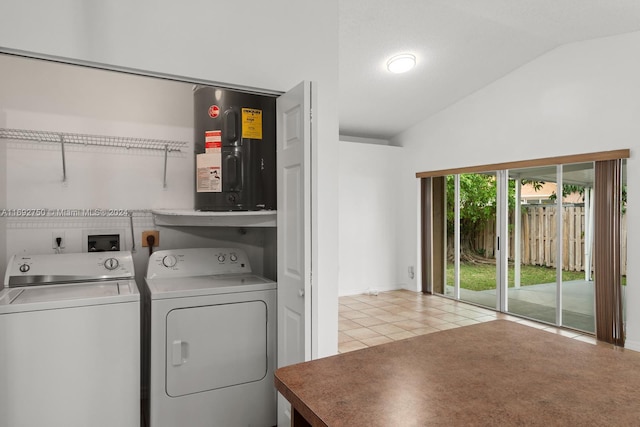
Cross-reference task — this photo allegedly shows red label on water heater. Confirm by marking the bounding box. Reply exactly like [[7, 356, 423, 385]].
[[208, 105, 220, 118], [205, 130, 222, 151]]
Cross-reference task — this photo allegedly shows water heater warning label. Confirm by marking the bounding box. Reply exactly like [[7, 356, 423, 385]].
[[196, 153, 222, 193], [242, 108, 262, 139], [205, 130, 222, 152]]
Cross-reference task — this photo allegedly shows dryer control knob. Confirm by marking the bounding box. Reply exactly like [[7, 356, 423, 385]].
[[19, 264, 30, 273], [162, 255, 178, 268], [229, 253, 238, 262], [104, 258, 119, 270], [217, 255, 226, 262]]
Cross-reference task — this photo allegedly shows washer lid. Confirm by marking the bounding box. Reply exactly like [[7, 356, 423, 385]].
[[0, 279, 139, 314], [146, 273, 276, 300]]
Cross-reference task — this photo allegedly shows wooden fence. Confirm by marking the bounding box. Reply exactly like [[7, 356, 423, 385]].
[[471, 205, 627, 275]]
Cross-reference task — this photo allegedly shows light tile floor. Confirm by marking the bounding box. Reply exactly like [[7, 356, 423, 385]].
[[339, 289, 599, 353]]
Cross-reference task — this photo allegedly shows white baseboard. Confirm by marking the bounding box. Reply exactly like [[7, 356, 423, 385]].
[[338, 285, 401, 297], [624, 338, 640, 353]]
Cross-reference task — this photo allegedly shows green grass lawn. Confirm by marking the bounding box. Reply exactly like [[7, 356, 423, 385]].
[[446, 263, 589, 291]]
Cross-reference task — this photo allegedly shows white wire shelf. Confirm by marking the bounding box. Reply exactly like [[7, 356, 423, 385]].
[[0, 127, 189, 186], [0, 128, 188, 152]]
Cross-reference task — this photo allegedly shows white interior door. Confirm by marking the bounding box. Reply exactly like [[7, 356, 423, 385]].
[[276, 81, 313, 426]]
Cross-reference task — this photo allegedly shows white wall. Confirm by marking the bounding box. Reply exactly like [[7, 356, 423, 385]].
[[392, 32, 640, 349], [0, 55, 194, 209], [338, 141, 404, 296], [0, 1, 332, 94], [0, 0, 339, 357], [0, 109, 5, 272]]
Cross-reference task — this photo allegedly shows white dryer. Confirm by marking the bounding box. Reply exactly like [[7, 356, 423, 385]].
[[145, 247, 277, 427], [0, 251, 140, 427]]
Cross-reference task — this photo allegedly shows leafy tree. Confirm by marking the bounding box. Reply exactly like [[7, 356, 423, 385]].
[[550, 184, 627, 213], [446, 174, 506, 262], [446, 174, 495, 236], [548, 184, 583, 202], [446, 175, 540, 262], [446, 171, 626, 264]]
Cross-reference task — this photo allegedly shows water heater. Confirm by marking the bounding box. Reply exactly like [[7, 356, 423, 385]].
[[194, 86, 276, 211]]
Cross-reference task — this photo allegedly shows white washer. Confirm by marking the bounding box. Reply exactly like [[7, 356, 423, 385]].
[[145, 248, 277, 427], [0, 251, 140, 427]]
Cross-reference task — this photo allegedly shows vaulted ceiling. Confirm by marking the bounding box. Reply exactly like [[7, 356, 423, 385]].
[[339, 0, 640, 140]]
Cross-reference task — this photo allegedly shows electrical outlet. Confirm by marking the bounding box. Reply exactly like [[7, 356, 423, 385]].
[[88, 234, 120, 252], [83, 229, 125, 252], [52, 231, 66, 249], [142, 230, 159, 247]]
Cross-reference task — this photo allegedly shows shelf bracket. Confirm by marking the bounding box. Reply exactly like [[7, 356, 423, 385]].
[[163, 144, 169, 189], [60, 134, 67, 182]]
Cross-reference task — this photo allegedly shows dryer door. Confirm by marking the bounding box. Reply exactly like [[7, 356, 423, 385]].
[[165, 300, 268, 397]]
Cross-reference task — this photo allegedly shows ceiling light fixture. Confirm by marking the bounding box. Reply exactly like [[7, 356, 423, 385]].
[[387, 53, 416, 73]]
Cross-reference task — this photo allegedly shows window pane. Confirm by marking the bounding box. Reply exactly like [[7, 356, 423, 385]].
[[507, 166, 558, 324], [456, 172, 497, 308], [561, 162, 595, 333]]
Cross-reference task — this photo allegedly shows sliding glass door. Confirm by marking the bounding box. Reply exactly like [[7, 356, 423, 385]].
[[422, 151, 628, 342], [430, 162, 624, 334], [560, 163, 596, 332], [444, 172, 499, 309], [506, 165, 560, 326], [506, 163, 598, 333]]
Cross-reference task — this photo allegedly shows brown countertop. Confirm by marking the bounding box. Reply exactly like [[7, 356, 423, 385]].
[[275, 320, 640, 426]]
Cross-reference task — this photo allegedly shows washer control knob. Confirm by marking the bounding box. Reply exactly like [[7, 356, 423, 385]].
[[19, 264, 30, 273], [217, 254, 226, 262], [104, 258, 119, 270], [229, 253, 238, 262], [162, 255, 178, 268]]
